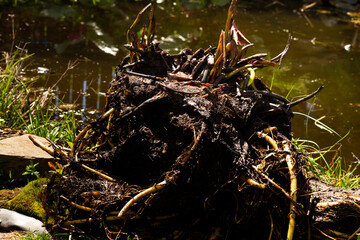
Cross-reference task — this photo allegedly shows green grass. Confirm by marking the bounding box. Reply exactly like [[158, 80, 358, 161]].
[[0, 45, 77, 145], [16, 232, 52, 240], [293, 111, 360, 188], [0, 47, 34, 128]]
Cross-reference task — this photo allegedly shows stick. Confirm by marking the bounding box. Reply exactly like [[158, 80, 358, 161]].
[[119, 92, 167, 120], [283, 141, 298, 240], [63, 218, 94, 226], [98, 108, 114, 121], [60, 195, 93, 212], [71, 125, 90, 157], [80, 164, 116, 182], [348, 225, 360, 240], [271, 35, 293, 69], [78, 129, 93, 154], [178, 122, 206, 165], [287, 86, 323, 108], [117, 180, 167, 218], [28, 135, 54, 156], [123, 69, 166, 81]]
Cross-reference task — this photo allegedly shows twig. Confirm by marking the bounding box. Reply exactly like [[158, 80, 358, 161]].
[[123, 69, 165, 81], [98, 108, 114, 121], [271, 35, 293, 69], [28, 135, 54, 156], [63, 218, 94, 226], [257, 132, 279, 150], [78, 129, 93, 154], [119, 92, 167, 120], [60, 195, 93, 212], [283, 141, 297, 240], [314, 227, 337, 240], [80, 164, 116, 182], [71, 125, 90, 157], [252, 165, 305, 215], [117, 180, 167, 218], [287, 86, 323, 108], [178, 122, 206, 165]]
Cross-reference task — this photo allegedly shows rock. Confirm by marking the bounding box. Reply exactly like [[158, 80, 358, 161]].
[[0, 134, 53, 183], [0, 208, 47, 233]]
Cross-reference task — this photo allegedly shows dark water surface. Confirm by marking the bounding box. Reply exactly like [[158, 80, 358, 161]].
[[1, 1, 360, 166]]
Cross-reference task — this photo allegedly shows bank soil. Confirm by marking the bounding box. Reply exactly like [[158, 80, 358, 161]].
[[36, 2, 360, 240]]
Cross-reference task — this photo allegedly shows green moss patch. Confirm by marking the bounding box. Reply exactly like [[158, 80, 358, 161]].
[[6, 178, 48, 222]]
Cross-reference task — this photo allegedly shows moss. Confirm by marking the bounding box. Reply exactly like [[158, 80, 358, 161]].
[[6, 178, 48, 222]]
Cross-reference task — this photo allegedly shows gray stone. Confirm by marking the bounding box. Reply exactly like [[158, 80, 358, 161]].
[[0, 208, 47, 233], [0, 134, 53, 182]]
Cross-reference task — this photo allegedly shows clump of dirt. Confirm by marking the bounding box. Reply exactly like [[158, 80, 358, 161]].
[[47, 71, 309, 239], [42, 2, 324, 239]]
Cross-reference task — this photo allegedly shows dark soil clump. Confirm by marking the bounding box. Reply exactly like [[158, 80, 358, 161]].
[[42, 2, 336, 239], [45, 63, 311, 240]]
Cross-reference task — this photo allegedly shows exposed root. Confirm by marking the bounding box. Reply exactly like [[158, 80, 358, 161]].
[[241, 176, 266, 189], [283, 141, 297, 240], [80, 163, 116, 182], [60, 195, 93, 212], [257, 131, 279, 150], [348, 226, 360, 240], [99, 108, 114, 121], [252, 165, 305, 215], [117, 180, 167, 219]]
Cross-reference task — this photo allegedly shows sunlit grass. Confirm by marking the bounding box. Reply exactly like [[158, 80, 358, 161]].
[[0, 47, 34, 128], [292, 111, 360, 188], [0, 46, 77, 145]]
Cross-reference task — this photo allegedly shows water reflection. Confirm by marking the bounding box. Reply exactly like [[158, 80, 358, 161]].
[[97, 74, 101, 110], [82, 80, 87, 122], [69, 73, 73, 104]]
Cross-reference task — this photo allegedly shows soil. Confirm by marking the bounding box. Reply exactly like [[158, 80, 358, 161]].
[[0, 231, 27, 240], [0, 188, 22, 207], [0, 188, 26, 240], [45, 69, 309, 239]]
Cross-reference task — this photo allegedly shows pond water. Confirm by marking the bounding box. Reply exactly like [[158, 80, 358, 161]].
[[1, 1, 360, 167]]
